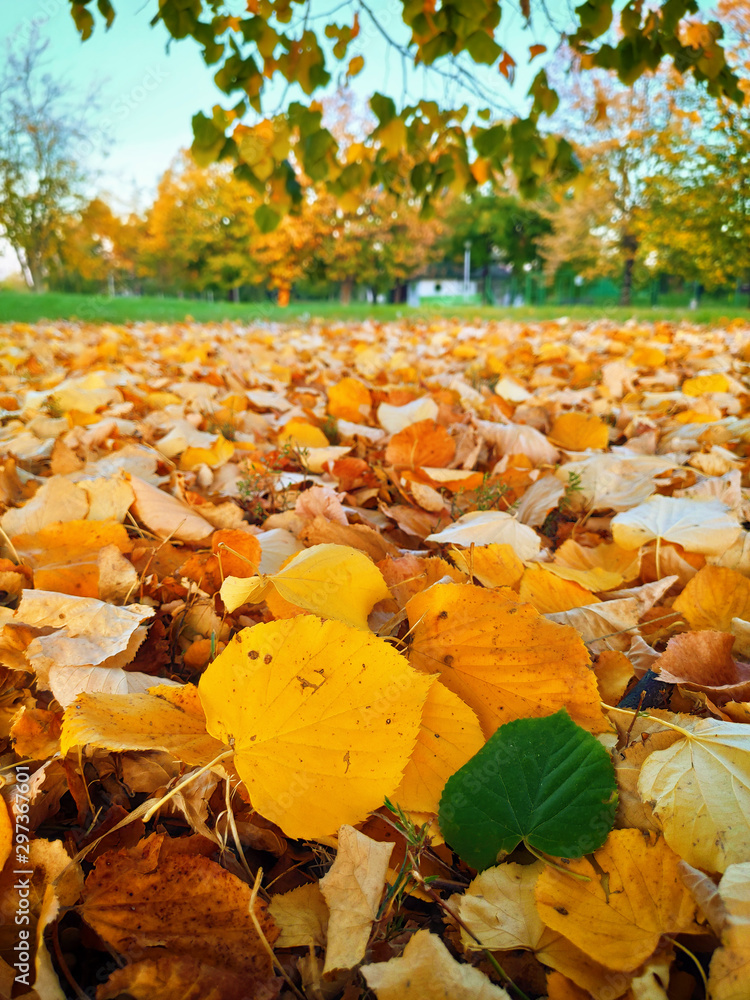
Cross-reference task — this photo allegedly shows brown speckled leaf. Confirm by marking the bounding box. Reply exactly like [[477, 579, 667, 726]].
[[81, 835, 278, 979]]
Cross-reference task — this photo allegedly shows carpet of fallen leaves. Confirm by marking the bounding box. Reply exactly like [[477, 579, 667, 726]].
[[2, 315, 750, 1000]]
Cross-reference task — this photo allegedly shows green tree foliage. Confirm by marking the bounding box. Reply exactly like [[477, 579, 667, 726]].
[[67, 1, 741, 227], [440, 192, 550, 300]]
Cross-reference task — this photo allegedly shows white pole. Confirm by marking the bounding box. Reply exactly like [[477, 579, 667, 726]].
[[463, 241, 471, 293]]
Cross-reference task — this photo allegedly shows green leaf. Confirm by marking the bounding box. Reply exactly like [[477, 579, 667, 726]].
[[191, 112, 226, 166], [438, 709, 617, 871], [254, 204, 281, 233], [464, 31, 502, 65], [370, 93, 396, 127], [71, 3, 95, 40], [575, 0, 613, 39]]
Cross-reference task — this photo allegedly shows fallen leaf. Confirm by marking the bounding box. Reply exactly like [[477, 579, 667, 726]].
[[672, 565, 750, 632], [129, 475, 214, 542], [475, 419, 559, 465], [386, 419, 456, 469], [611, 496, 740, 555], [407, 583, 605, 735], [6, 590, 153, 689], [13, 519, 131, 598], [180, 433, 235, 471], [426, 511, 541, 561], [554, 539, 641, 583], [278, 418, 329, 448], [268, 882, 329, 948], [709, 862, 750, 1000], [550, 412, 609, 451], [449, 543, 524, 589], [198, 616, 431, 838], [80, 835, 277, 980], [361, 928, 511, 999], [378, 396, 438, 433], [327, 376, 372, 422], [392, 679, 485, 814], [513, 475, 565, 526], [0, 794, 11, 870], [320, 825, 394, 973], [61, 689, 226, 766], [638, 715, 750, 871], [439, 710, 616, 869], [519, 564, 600, 614], [97, 956, 258, 1000], [655, 630, 750, 702], [683, 372, 730, 395], [535, 829, 703, 972], [451, 861, 546, 951], [220, 542, 390, 630]]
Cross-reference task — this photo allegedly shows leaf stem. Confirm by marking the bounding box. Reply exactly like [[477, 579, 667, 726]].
[[600, 702, 693, 739], [666, 936, 709, 995], [524, 843, 591, 882], [142, 748, 234, 823]]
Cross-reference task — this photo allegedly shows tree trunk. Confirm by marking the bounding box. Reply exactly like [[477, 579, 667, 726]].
[[482, 263, 491, 304], [340, 278, 353, 305], [620, 233, 638, 306], [26, 253, 46, 293]]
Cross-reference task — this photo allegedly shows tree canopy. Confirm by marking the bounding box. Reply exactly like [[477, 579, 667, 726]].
[[67, 1, 742, 228]]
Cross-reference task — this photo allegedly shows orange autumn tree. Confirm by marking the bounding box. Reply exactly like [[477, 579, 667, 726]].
[[49, 198, 130, 294]]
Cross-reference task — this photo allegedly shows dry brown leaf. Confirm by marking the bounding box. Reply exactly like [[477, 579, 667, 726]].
[[320, 825, 394, 974], [80, 835, 277, 981], [361, 929, 511, 999], [128, 474, 214, 542]]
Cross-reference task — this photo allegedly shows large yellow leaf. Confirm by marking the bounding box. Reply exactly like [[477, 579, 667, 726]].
[[637, 715, 750, 872], [535, 829, 703, 973], [407, 583, 605, 736], [672, 565, 750, 632], [361, 929, 510, 999], [391, 680, 485, 814], [220, 542, 390, 630], [198, 616, 431, 838]]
